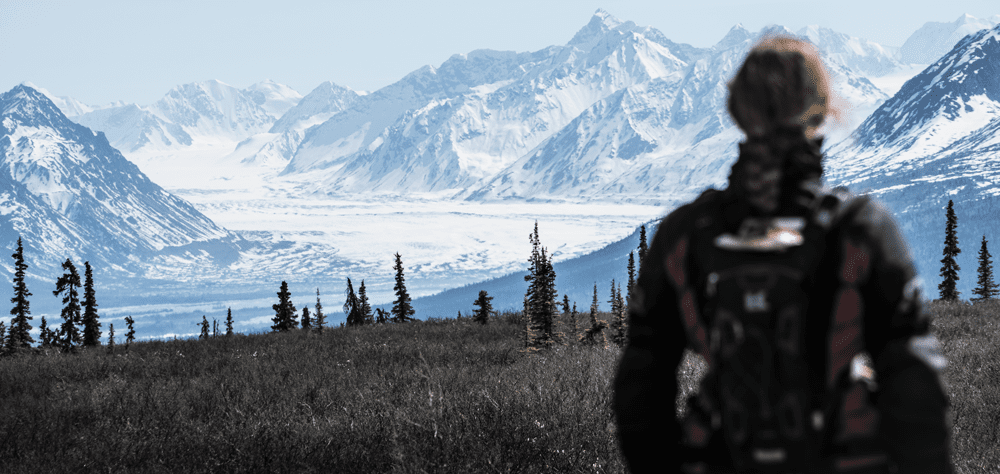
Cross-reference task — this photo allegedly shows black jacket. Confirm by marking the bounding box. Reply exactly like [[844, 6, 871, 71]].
[[612, 185, 952, 474]]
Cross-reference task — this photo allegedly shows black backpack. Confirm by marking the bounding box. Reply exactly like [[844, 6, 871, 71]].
[[671, 185, 888, 473]]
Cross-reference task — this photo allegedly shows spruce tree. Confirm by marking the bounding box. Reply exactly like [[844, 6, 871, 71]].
[[524, 222, 559, 349], [473, 290, 494, 325], [542, 248, 561, 342], [271, 281, 297, 332], [610, 283, 628, 347], [638, 225, 649, 269], [200, 315, 210, 340], [8, 236, 33, 350], [301, 306, 312, 330], [375, 307, 389, 324], [107, 323, 114, 353], [524, 224, 541, 344], [124, 316, 136, 346], [344, 277, 364, 326], [39, 316, 52, 348], [626, 251, 636, 307], [562, 295, 572, 340], [358, 280, 373, 324], [570, 302, 578, 342], [225, 308, 234, 336], [938, 200, 961, 301], [314, 288, 326, 334], [972, 235, 999, 302], [81, 261, 101, 347], [213, 319, 218, 338], [391, 253, 415, 323], [581, 283, 607, 346], [0, 321, 6, 354], [53, 258, 82, 351], [608, 279, 618, 316]]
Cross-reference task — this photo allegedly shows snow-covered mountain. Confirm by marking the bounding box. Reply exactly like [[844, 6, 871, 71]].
[[284, 48, 566, 179], [797, 26, 902, 77], [73, 79, 290, 154], [236, 81, 359, 168], [900, 14, 1000, 65], [422, 19, 1000, 311], [21, 82, 103, 117], [827, 23, 1000, 296], [57, 11, 912, 205], [151, 79, 275, 141], [72, 103, 193, 152], [462, 22, 884, 202], [286, 10, 691, 190], [0, 84, 238, 285], [283, 12, 887, 202], [269, 81, 358, 134]]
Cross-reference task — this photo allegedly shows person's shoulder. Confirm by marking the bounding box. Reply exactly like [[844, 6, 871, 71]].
[[824, 186, 895, 231], [649, 189, 725, 245], [662, 189, 724, 225], [821, 186, 911, 256]]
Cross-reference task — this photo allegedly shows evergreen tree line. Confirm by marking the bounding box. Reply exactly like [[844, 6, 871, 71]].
[[269, 251, 417, 334], [516, 222, 648, 352], [0, 237, 139, 355], [1, 222, 653, 351], [938, 199, 1000, 302]]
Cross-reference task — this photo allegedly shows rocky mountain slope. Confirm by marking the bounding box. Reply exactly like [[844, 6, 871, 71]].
[[0, 84, 240, 287]]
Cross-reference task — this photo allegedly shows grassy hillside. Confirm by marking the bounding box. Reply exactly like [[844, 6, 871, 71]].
[[0, 300, 996, 472]]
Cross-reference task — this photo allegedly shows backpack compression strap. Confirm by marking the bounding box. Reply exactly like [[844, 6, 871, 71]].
[[828, 238, 872, 387], [826, 198, 886, 469]]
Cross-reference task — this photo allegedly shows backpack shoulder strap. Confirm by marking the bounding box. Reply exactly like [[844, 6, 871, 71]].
[[801, 182, 868, 232]]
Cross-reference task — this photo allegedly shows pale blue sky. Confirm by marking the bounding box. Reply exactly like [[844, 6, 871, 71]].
[[1, 0, 997, 106]]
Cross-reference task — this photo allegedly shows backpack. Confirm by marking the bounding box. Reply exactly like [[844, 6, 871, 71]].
[[670, 185, 889, 473]]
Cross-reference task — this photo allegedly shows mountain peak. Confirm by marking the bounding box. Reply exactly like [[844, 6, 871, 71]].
[[568, 9, 628, 50], [760, 24, 796, 38], [18, 81, 53, 99], [714, 24, 753, 50], [12, 82, 48, 100], [153, 79, 274, 136], [956, 13, 979, 25], [593, 8, 622, 27], [901, 13, 999, 64], [15, 82, 99, 118], [1, 83, 66, 122]]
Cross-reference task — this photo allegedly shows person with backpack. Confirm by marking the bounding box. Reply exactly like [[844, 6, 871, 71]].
[[613, 35, 952, 474]]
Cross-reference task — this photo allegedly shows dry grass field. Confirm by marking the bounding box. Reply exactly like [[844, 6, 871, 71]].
[[0, 313, 626, 473], [0, 300, 996, 473], [931, 300, 1000, 473]]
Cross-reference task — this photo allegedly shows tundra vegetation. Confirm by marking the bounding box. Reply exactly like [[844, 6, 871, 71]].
[[0, 302, 994, 472]]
